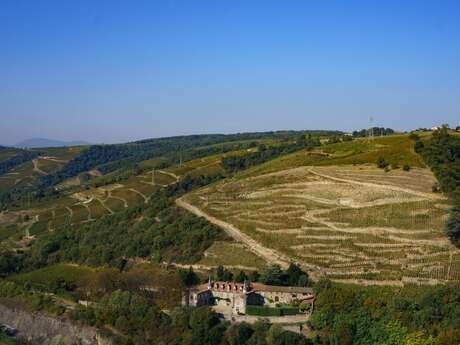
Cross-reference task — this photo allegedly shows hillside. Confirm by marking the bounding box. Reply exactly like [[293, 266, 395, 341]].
[[0, 134, 292, 254], [181, 134, 460, 284], [0, 130, 459, 345], [14, 138, 90, 148]]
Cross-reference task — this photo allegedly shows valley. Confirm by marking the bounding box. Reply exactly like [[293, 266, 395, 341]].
[[1, 129, 459, 345]]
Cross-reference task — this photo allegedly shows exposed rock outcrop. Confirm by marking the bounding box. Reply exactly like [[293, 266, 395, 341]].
[[0, 303, 112, 345]]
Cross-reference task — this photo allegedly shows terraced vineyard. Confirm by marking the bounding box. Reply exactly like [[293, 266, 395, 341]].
[[182, 147, 460, 285], [0, 146, 84, 192], [29, 169, 178, 230], [0, 144, 244, 243]]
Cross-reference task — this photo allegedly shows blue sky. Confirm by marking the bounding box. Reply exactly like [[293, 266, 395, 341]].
[[1, 0, 459, 145]]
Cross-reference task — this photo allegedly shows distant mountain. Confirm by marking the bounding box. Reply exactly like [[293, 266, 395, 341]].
[[14, 138, 91, 148]]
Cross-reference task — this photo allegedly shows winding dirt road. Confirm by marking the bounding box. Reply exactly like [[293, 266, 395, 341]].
[[176, 197, 316, 273], [32, 159, 48, 176], [307, 168, 444, 201]]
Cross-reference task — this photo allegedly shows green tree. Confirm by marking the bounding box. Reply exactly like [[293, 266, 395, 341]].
[[250, 271, 260, 282], [224, 322, 254, 345], [298, 274, 308, 287], [403, 164, 411, 171], [376, 157, 388, 169], [216, 265, 225, 280], [414, 140, 424, 152], [222, 270, 234, 282], [235, 271, 248, 283], [286, 263, 303, 286], [247, 320, 270, 345], [445, 200, 460, 245], [189, 307, 225, 345], [180, 267, 200, 287], [409, 133, 420, 141], [261, 265, 284, 285], [405, 331, 435, 345]]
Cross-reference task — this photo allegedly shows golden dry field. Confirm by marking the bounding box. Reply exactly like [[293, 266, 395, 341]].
[[183, 164, 460, 284]]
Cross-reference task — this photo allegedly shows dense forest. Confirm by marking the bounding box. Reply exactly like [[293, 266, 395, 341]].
[[0, 279, 309, 345], [0, 149, 41, 176], [0, 173, 226, 277], [310, 279, 460, 345], [222, 135, 321, 173], [352, 128, 395, 138], [69, 294, 310, 345], [415, 128, 460, 245], [40, 131, 338, 188]]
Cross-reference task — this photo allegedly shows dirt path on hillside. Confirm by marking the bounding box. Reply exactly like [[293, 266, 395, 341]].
[[32, 159, 48, 176], [65, 206, 74, 221], [41, 156, 69, 164], [97, 198, 114, 215], [177, 197, 323, 276], [110, 195, 128, 208], [167, 262, 258, 272], [307, 168, 444, 201], [159, 170, 180, 181], [129, 188, 149, 203]]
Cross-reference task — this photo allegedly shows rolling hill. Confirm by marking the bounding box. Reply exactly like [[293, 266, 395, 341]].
[[180, 134, 460, 284], [14, 138, 91, 148]]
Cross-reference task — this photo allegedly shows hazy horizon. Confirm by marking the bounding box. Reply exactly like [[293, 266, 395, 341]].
[[1, 1, 459, 145]]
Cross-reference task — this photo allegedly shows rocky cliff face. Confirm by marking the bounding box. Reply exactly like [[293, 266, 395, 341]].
[[0, 304, 112, 345]]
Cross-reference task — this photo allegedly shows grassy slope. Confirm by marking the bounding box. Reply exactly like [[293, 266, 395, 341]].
[[0, 147, 83, 193], [240, 134, 425, 179], [183, 133, 460, 283], [7, 263, 94, 289], [0, 147, 23, 162], [0, 143, 250, 246]]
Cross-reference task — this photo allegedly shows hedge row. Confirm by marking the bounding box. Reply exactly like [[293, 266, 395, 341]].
[[245, 305, 300, 316]]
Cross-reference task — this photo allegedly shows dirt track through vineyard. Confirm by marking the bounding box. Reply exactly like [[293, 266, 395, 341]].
[[176, 198, 295, 271], [179, 165, 460, 284]]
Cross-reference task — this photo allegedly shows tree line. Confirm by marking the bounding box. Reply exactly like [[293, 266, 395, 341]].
[[414, 127, 460, 245], [0, 149, 41, 176], [352, 128, 395, 137], [310, 278, 460, 345], [222, 135, 321, 173]]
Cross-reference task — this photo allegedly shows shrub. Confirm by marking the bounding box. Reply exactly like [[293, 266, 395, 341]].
[[246, 305, 282, 316], [409, 132, 420, 141], [403, 164, 411, 171], [414, 140, 424, 152], [376, 157, 388, 169], [299, 302, 311, 312], [245, 305, 300, 316]]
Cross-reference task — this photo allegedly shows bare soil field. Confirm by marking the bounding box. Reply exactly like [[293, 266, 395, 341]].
[[182, 165, 460, 284]]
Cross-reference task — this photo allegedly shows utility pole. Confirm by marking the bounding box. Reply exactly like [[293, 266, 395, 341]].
[[368, 116, 374, 142], [152, 168, 155, 185], [179, 149, 183, 167]]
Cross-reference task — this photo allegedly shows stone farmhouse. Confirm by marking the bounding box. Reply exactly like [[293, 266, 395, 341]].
[[182, 280, 315, 315]]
